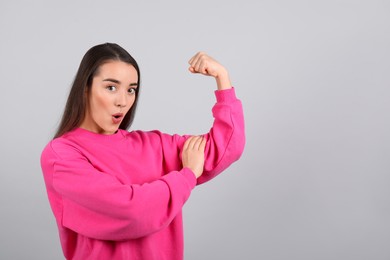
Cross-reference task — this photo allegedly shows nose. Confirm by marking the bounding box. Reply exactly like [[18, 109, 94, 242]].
[[115, 91, 127, 108]]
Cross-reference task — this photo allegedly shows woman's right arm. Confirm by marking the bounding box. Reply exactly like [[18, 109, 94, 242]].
[[41, 138, 204, 241]]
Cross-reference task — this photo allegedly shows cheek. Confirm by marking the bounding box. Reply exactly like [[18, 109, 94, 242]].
[[93, 92, 112, 110]]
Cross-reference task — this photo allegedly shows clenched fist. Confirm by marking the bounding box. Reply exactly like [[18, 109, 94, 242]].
[[188, 52, 232, 91]]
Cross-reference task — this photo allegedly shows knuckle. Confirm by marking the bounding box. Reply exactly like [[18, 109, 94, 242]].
[[198, 52, 207, 58]]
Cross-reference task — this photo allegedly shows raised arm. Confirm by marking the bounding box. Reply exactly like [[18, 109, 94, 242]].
[[186, 52, 245, 184]]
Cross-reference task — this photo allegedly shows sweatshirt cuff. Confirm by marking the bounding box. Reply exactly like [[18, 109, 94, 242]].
[[214, 87, 237, 103], [181, 167, 197, 189]]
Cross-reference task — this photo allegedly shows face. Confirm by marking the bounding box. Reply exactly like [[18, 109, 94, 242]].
[[80, 60, 138, 135]]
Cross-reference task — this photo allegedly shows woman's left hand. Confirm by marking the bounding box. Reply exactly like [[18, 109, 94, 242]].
[[188, 52, 232, 90]]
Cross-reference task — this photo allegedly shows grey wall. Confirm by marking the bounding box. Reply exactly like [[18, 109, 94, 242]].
[[1, 1, 389, 259]]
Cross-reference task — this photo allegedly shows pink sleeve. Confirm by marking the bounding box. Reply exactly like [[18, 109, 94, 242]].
[[158, 88, 245, 184], [197, 87, 245, 184], [42, 143, 196, 241]]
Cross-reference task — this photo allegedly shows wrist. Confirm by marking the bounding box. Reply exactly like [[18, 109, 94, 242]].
[[215, 70, 231, 90], [183, 167, 199, 179]]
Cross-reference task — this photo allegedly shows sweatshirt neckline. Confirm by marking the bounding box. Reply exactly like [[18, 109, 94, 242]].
[[71, 127, 126, 141]]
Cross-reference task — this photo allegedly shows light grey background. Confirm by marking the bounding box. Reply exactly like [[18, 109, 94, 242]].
[[1, 0, 389, 259]]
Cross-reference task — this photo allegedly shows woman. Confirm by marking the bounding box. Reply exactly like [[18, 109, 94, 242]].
[[41, 43, 245, 260]]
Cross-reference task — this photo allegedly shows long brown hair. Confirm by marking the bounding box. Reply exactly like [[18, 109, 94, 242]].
[[54, 43, 141, 139]]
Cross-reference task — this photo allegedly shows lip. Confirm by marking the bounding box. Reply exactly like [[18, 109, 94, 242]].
[[112, 113, 124, 124]]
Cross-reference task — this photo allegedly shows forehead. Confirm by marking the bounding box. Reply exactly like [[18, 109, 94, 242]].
[[96, 60, 138, 82]]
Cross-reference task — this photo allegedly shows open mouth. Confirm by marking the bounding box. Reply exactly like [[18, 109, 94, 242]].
[[112, 113, 124, 124]]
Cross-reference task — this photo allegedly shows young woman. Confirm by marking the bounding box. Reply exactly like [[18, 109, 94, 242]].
[[41, 43, 245, 260]]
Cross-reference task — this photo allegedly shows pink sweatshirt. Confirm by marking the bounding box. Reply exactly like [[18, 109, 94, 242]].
[[41, 88, 245, 260]]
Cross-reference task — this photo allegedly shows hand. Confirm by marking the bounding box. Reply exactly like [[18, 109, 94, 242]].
[[188, 52, 232, 90], [182, 136, 206, 178]]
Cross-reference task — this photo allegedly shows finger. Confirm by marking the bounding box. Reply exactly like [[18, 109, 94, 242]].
[[188, 66, 198, 74], [193, 136, 206, 151], [185, 136, 198, 150], [189, 51, 204, 65], [192, 136, 203, 150], [199, 136, 206, 151], [189, 52, 207, 71], [188, 53, 197, 65], [194, 59, 206, 74], [188, 53, 197, 64], [188, 52, 200, 67], [189, 58, 200, 72], [190, 136, 202, 149], [183, 136, 194, 151], [199, 61, 209, 75]]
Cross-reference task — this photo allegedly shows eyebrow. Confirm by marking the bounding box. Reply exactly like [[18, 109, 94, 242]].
[[102, 78, 138, 86]]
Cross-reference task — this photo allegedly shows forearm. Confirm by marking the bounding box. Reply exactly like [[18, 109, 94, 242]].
[[49, 153, 196, 240]]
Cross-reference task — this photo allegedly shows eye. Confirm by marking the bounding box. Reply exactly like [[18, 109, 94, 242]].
[[106, 85, 117, 91], [128, 88, 136, 94]]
